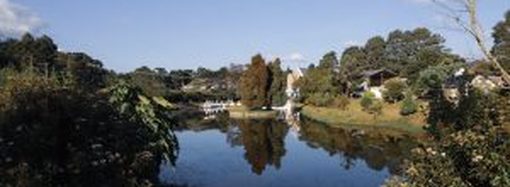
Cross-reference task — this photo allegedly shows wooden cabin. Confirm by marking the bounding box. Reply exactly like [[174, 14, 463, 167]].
[[362, 69, 397, 87]]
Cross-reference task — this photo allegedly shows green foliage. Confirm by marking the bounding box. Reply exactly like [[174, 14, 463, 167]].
[[127, 66, 168, 97], [400, 92, 417, 116], [387, 85, 510, 187], [471, 61, 499, 76], [298, 52, 339, 101], [317, 51, 339, 70], [360, 92, 382, 119], [384, 28, 447, 77], [493, 10, 510, 72], [383, 79, 406, 103], [339, 46, 369, 88], [413, 63, 465, 96], [107, 81, 178, 164], [166, 69, 193, 90], [338, 28, 461, 92], [239, 54, 270, 110], [368, 100, 383, 119], [0, 34, 58, 71], [56, 52, 109, 91], [331, 95, 350, 110], [268, 58, 288, 106], [305, 93, 335, 107], [394, 128, 510, 187], [360, 92, 375, 111], [0, 71, 179, 186], [0, 34, 179, 186]]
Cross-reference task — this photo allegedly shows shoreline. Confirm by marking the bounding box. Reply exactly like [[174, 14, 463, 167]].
[[300, 104, 426, 135], [227, 106, 278, 119]]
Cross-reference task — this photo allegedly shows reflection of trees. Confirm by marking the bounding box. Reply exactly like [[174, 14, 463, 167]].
[[298, 119, 416, 174], [235, 119, 289, 175]]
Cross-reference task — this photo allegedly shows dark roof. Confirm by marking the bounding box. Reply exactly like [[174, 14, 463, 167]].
[[362, 69, 396, 78]]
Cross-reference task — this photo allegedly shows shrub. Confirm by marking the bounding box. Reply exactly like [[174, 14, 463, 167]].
[[306, 93, 334, 107], [360, 92, 375, 111], [331, 95, 350, 110], [383, 79, 406, 103], [368, 100, 383, 119], [400, 93, 418, 116], [0, 72, 178, 186]]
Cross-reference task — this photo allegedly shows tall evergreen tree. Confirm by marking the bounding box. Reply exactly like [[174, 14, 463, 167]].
[[364, 36, 386, 69], [268, 58, 287, 106], [239, 54, 270, 109], [493, 10, 510, 72], [384, 28, 447, 77]]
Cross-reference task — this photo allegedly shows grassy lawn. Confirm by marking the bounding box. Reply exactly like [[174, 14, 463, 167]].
[[301, 99, 427, 134], [227, 106, 278, 119]]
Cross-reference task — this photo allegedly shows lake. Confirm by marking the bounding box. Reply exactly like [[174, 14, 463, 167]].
[[159, 117, 416, 187]]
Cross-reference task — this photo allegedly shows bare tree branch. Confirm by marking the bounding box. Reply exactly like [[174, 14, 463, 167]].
[[432, 0, 510, 84]]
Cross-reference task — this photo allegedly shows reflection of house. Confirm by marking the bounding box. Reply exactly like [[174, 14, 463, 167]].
[[286, 68, 307, 98], [355, 69, 398, 99]]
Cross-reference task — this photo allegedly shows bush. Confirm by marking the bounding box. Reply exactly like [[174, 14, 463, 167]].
[[331, 95, 350, 110], [0, 72, 178, 186], [368, 100, 383, 119], [305, 93, 334, 107], [360, 92, 375, 111], [383, 79, 406, 103], [400, 93, 418, 116]]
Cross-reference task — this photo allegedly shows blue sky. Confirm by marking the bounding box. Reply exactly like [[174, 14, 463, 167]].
[[2, 0, 510, 72]]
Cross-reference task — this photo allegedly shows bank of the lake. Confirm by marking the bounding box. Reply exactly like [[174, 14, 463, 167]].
[[301, 100, 426, 135], [228, 106, 278, 119]]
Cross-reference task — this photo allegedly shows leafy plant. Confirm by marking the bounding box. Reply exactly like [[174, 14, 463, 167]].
[[400, 92, 418, 116], [368, 100, 383, 119], [331, 95, 350, 110], [305, 93, 334, 107], [383, 79, 406, 103], [360, 92, 375, 111], [108, 81, 178, 164]]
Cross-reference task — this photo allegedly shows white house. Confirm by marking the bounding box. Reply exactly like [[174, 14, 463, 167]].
[[286, 68, 307, 98]]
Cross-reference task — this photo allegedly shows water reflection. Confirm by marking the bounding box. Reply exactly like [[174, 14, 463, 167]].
[[235, 120, 288, 175], [298, 119, 415, 174], [163, 117, 417, 186]]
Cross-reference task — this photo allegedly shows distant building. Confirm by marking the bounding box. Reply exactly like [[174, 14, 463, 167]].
[[286, 68, 307, 98], [181, 78, 229, 93], [361, 69, 398, 87], [355, 69, 398, 99], [471, 75, 510, 92], [471, 75, 498, 92]]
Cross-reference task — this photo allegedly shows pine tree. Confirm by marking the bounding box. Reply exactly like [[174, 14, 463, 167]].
[[268, 58, 287, 106], [493, 10, 510, 72], [239, 54, 270, 109]]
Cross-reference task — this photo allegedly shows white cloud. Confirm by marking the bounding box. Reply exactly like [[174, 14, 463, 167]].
[[266, 52, 307, 63], [0, 0, 42, 38], [343, 40, 362, 47], [286, 52, 306, 62]]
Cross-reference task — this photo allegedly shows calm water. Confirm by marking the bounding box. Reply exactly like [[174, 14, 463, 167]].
[[159, 118, 415, 187]]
